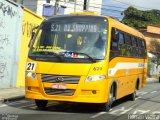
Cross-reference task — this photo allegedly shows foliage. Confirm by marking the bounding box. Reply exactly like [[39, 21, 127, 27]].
[[149, 39, 160, 53], [148, 39, 160, 65], [122, 6, 160, 28]]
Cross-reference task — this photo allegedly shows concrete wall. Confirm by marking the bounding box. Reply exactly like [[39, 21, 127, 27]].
[[0, 0, 22, 88], [0, 0, 44, 88]]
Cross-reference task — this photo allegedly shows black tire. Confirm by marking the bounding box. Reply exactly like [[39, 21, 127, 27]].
[[159, 77, 160, 83], [100, 85, 115, 112], [128, 90, 136, 101], [128, 80, 139, 101], [35, 99, 48, 108]]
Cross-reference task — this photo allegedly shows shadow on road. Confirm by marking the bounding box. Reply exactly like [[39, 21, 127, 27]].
[[6, 95, 133, 113]]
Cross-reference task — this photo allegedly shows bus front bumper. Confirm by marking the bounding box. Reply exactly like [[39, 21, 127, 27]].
[[25, 89, 107, 103]]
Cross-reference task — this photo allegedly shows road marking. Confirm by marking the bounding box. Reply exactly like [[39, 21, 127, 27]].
[[152, 111, 160, 114], [29, 102, 57, 109], [133, 110, 150, 114], [0, 104, 7, 108], [137, 92, 148, 96], [91, 112, 107, 118], [151, 91, 157, 94], [135, 96, 142, 100], [8, 101, 31, 106], [19, 104, 35, 108], [29, 106, 37, 109], [110, 107, 132, 115]]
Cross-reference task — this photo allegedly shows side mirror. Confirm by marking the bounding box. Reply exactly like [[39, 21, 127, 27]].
[[28, 25, 39, 48], [31, 31, 35, 40]]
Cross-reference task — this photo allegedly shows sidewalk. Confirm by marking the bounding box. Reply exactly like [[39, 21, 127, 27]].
[[0, 78, 159, 104], [147, 77, 159, 83], [0, 87, 25, 103]]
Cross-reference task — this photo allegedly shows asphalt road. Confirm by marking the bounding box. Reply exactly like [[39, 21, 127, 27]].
[[0, 81, 160, 120]]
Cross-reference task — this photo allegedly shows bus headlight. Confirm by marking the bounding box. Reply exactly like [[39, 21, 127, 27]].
[[85, 75, 106, 82], [26, 72, 37, 80]]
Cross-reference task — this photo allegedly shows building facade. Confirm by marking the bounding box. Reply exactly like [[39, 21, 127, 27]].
[[140, 25, 160, 46], [15, 0, 102, 17], [140, 25, 160, 77], [0, 0, 44, 88]]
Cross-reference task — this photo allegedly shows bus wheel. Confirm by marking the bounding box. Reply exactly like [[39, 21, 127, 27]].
[[101, 85, 115, 112], [129, 90, 136, 101], [35, 99, 48, 108], [129, 80, 139, 101]]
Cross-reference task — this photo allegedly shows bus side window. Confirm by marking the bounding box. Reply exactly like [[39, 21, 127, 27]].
[[142, 39, 147, 58], [110, 28, 119, 59], [124, 34, 132, 57], [137, 39, 142, 57], [131, 36, 137, 57], [118, 32, 125, 56], [111, 28, 119, 51], [118, 32, 124, 44]]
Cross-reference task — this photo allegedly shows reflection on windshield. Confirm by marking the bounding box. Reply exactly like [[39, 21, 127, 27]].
[[29, 16, 108, 62]]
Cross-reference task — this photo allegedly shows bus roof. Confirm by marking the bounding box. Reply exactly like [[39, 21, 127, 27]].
[[107, 16, 144, 39]]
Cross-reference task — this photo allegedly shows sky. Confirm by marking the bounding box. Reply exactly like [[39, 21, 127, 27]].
[[102, 0, 160, 20]]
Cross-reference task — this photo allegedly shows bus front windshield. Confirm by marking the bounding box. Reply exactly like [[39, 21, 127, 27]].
[[29, 16, 108, 62]]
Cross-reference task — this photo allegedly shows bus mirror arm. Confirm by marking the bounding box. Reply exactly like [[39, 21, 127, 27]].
[[28, 25, 39, 48]]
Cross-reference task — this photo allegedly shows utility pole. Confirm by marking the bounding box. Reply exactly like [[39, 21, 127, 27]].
[[54, 0, 60, 15], [74, 0, 77, 12], [83, 0, 89, 11]]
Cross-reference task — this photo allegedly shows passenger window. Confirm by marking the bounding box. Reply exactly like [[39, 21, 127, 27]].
[[119, 32, 124, 44], [137, 39, 142, 47], [111, 28, 118, 51], [125, 34, 132, 45], [111, 28, 118, 42], [142, 40, 146, 49], [132, 37, 137, 47]]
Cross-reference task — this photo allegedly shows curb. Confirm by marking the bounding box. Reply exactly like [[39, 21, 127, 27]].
[[0, 96, 25, 103], [0, 99, 3, 104], [147, 79, 159, 84]]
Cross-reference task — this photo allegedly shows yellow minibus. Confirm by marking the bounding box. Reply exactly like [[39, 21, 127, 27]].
[[25, 12, 148, 111]]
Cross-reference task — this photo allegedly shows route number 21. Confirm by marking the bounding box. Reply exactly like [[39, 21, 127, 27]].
[[26, 62, 36, 71]]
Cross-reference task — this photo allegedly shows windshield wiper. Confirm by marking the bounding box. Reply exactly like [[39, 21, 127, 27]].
[[32, 51, 63, 61], [76, 52, 96, 63]]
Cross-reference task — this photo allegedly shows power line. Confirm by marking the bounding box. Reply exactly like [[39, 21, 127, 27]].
[[88, 2, 126, 9], [22, 0, 126, 12], [112, 0, 153, 10], [22, 0, 124, 18], [24, 2, 124, 13], [58, 0, 126, 10], [57, 1, 124, 13], [66, 6, 122, 19]]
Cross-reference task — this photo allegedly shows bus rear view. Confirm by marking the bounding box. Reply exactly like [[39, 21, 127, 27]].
[[25, 15, 110, 110]]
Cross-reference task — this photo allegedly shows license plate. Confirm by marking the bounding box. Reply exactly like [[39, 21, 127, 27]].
[[52, 84, 67, 89]]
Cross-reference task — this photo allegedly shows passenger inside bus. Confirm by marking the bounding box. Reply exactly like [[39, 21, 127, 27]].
[[78, 33, 105, 58]]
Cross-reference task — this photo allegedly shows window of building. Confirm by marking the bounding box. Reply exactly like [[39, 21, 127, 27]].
[[46, 0, 50, 3]]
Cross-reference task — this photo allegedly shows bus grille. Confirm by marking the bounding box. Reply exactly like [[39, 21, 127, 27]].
[[41, 74, 80, 84], [44, 88, 75, 96]]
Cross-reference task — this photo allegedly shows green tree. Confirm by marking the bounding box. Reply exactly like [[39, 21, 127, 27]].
[[148, 39, 160, 66], [122, 6, 160, 28]]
